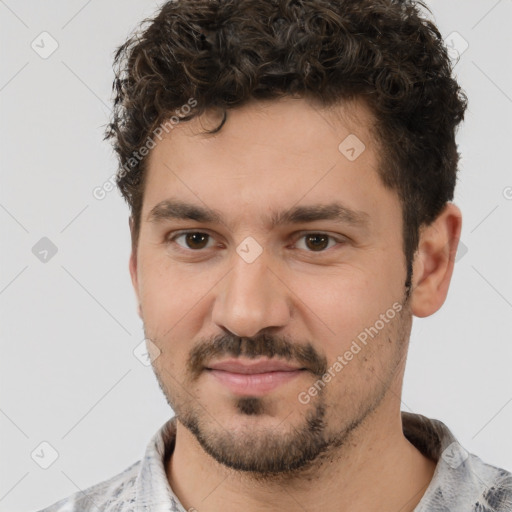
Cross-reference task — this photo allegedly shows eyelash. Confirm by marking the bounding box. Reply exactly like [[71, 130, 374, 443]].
[[165, 230, 346, 254]]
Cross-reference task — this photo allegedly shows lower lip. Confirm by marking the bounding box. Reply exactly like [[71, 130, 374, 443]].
[[207, 369, 305, 396]]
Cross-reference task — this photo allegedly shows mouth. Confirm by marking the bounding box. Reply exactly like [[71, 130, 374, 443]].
[[205, 357, 307, 396], [207, 357, 306, 374]]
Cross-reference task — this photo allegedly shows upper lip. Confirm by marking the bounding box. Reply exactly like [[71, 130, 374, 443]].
[[206, 358, 304, 374]]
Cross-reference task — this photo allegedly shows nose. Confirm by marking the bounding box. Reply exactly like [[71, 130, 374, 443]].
[[211, 251, 291, 338]]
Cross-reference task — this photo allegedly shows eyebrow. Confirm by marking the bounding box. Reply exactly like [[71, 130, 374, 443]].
[[147, 199, 370, 229]]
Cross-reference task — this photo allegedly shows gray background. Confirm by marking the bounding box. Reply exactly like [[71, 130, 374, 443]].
[[1, 1, 511, 511]]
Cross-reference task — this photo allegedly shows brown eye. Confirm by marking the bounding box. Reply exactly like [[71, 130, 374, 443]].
[[184, 233, 209, 249], [173, 232, 212, 250], [305, 234, 330, 251], [294, 233, 340, 252]]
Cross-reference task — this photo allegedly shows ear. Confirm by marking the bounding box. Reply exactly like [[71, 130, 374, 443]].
[[128, 216, 142, 319], [410, 202, 462, 318]]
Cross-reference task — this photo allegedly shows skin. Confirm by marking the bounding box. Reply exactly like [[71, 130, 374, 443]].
[[129, 96, 462, 512]]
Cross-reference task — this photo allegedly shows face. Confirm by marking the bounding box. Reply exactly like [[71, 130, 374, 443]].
[[130, 96, 413, 477]]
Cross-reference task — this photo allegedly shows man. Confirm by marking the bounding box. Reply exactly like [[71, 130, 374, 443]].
[[38, 0, 512, 511]]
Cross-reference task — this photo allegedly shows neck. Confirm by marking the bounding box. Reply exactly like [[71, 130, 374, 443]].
[[166, 402, 436, 512]]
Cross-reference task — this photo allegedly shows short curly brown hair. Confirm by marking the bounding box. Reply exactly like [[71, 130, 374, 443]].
[[105, 0, 467, 289]]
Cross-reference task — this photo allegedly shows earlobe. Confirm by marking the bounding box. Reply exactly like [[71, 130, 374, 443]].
[[410, 203, 462, 318]]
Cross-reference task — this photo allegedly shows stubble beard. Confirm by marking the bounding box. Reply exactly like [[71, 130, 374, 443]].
[[149, 293, 412, 480]]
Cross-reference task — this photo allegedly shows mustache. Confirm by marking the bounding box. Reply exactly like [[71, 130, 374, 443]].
[[187, 332, 327, 380]]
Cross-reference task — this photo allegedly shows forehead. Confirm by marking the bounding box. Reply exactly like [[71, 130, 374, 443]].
[[166, 96, 378, 157], [141, 96, 392, 229]]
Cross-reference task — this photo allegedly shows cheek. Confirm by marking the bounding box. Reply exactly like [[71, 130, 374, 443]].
[[291, 269, 377, 335], [137, 256, 217, 350], [292, 265, 404, 361], [138, 254, 196, 316]]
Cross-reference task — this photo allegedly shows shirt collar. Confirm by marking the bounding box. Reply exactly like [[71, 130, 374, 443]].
[[136, 416, 183, 512]]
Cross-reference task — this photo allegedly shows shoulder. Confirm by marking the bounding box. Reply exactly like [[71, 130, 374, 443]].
[[419, 440, 512, 511], [402, 412, 512, 511], [463, 454, 512, 512], [35, 459, 141, 512]]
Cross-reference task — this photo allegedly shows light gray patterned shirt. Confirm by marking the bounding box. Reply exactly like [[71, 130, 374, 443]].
[[36, 412, 512, 512]]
